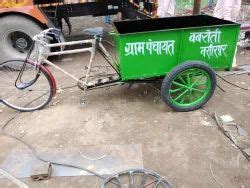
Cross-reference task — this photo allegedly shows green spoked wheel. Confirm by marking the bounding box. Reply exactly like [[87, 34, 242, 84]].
[[161, 61, 216, 112]]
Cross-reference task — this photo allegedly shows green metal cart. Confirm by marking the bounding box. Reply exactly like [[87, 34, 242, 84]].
[[111, 15, 240, 111]]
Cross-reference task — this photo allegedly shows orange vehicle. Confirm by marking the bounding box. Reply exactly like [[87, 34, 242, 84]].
[[0, 0, 151, 63]]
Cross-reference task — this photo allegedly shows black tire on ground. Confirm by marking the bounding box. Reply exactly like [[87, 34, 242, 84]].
[[0, 15, 43, 64], [246, 31, 250, 50], [161, 61, 217, 112]]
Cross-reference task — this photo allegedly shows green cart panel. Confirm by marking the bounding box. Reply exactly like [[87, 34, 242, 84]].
[[113, 15, 240, 81]]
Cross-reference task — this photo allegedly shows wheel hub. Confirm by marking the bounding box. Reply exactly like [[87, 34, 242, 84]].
[[7, 31, 32, 53], [16, 37, 28, 50]]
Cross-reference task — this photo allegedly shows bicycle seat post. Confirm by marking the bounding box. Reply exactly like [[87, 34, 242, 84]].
[[79, 34, 101, 108]]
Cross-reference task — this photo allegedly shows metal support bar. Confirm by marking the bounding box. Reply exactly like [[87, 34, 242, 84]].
[[45, 48, 92, 56], [44, 59, 82, 83], [98, 42, 119, 70], [46, 39, 94, 48]]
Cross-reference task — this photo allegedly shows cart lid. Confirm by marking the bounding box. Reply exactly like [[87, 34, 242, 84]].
[[113, 15, 239, 34]]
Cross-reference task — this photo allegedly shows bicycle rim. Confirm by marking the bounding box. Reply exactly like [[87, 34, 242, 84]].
[[0, 60, 53, 112], [101, 169, 172, 188]]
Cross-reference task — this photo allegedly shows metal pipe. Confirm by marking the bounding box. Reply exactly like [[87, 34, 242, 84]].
[[193, 0, 201, 15], [45, 48, 92, 56], [46, 39, 94, 48], [44, 59, 82, 83]]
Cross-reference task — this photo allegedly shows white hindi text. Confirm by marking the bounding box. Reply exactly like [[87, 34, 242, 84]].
[[124, 39, 175, 56], [189, 29, 221, 44], [200, 44, 228, 59]]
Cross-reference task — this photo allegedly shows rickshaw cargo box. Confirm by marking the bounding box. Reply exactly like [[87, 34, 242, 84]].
[[112, 15, 240, 81]]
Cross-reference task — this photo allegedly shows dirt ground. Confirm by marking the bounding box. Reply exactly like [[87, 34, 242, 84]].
[[0, 17, 250, 187]]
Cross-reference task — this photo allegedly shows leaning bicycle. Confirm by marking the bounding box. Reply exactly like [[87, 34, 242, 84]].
[[0, 27, 120, 112]]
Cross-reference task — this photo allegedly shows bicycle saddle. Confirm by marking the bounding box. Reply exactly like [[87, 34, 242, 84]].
[[83, 27, 104, 36]]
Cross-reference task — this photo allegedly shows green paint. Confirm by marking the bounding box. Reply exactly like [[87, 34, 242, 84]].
[[112, 16, 240, 81]]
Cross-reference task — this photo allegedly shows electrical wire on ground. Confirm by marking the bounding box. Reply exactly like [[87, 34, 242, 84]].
[[216, 73, 250, 92], [0, 112, 171, 187], [0, 84, 111, 179], [0, 112, 106, 180], [0, 79, 132, 185]]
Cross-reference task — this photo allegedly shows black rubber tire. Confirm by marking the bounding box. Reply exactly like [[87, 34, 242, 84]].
[[246, 31, 250, 50], [161, 61, 216, 112], [1, 60, 53, 112], [0, 15, 42, 64]]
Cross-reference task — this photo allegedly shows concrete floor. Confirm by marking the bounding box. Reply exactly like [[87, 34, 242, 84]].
[[0, 17, 250, 187]]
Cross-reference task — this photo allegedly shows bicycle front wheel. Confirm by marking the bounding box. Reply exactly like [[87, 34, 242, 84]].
[[0, 60, 53, 112]]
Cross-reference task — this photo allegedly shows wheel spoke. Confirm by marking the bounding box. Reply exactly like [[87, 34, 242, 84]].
[[140, 174, 147, 188], [114, 176, 123, 188], [177, 75, 187, 84], [190, 69, 198, 80], [144, 180, 158, 187], [173, 89, 189, 101], [6, 65, 21, 80], [129, 172, 134, 188], [192, 90, 200, 100], [172, 81, 189, 89], [191, 72, 205, 88], [187, 72, 191, 86], [153, 178, 162, 188], [193, 81, 207, 86], [180, 95, 185, 104], [192, 87, 206, 93], [187, 90, 193, 103], [170, 87, 183, 93]]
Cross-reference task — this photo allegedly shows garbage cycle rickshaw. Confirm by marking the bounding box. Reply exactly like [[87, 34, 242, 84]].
[[0, 15, 240, 112]]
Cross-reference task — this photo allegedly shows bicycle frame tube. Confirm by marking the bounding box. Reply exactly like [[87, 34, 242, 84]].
[[44, 39, 95, 56], [34, 34, 120, 98], [41, 38, 97, 93], [43, 59, 85, 83]]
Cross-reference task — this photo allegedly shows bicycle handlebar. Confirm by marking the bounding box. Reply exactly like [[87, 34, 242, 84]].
[[42, 28, 61, 36], [33, 28, 62, 44], [44, 35, 54, 41]]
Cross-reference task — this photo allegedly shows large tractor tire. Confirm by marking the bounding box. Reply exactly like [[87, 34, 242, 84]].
[[0, 15, 43, 64]]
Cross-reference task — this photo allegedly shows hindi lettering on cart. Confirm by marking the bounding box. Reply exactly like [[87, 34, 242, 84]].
[[189, 29, 222, 44], [200, 44, 228, 59], [124, 40, 175, 56]]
